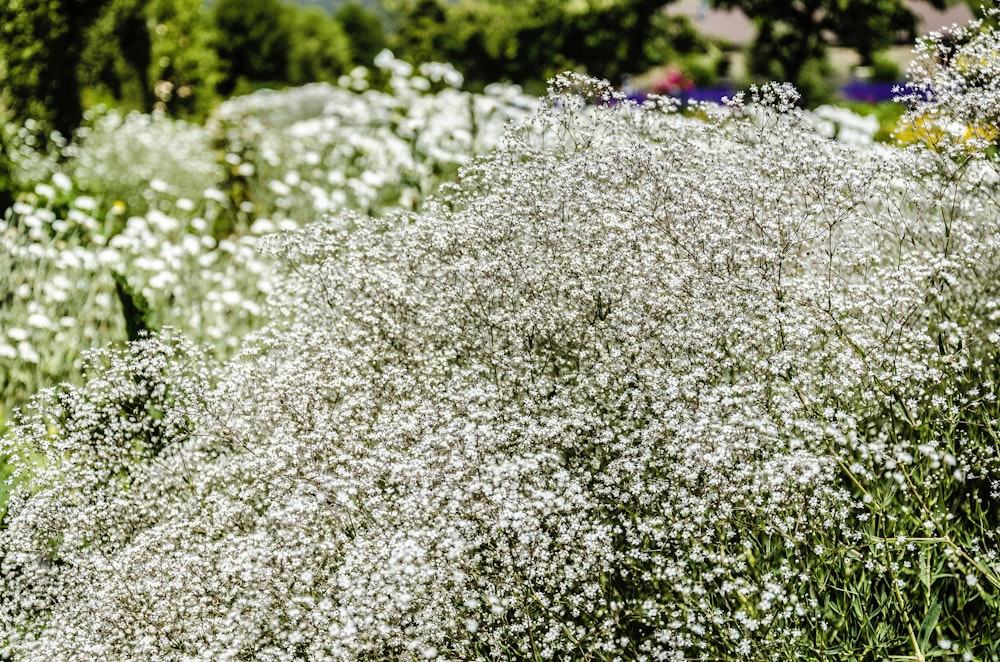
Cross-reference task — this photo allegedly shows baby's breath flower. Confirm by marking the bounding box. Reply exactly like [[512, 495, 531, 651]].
[[4, 12, 1000, 659]]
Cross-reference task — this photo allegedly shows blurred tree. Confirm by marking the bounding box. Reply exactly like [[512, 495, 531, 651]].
[[212, 0, 292, 95], [0, 0, 109, 138], [77, 0, 219, 119], [712, 0, 949, 97], [335, 2, 387, 66], [644, 12, 706, 61], [388, 0, 453, 67], [451, 0, 572, 84], [561, 0, 674, 82], [285, 5, 353, 84], [835, 0, 936, 65], [643, 13, 727, 87], [80, 0, 154, 111], [147, 0, 222, 118], [0, 123, 13, 215], [388, 0, 672, 90]]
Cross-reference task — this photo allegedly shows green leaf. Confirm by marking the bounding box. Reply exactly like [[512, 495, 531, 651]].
[[920, 549, 931, 594], [917, 600, 942, 653]]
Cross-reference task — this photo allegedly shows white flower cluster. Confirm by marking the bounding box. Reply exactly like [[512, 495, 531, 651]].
[[898, 6, 1000, 165], [208, 52, 536, 222], [66, 109, 221, 219], [3, 17, 1000, 662], [810, 104, 881, 147], [0, 56, 536, 420]]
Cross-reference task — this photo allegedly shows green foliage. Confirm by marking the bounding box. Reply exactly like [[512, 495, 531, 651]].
[[559, 0, 669, 82], [446, 0, 569, 86], [79, 0, 153, 113], [643, 12, 715, 63], [794, 56, 836, 106], [834, 0, 930, 64], [812, 358, 1000, 660], [211, 0, 362, 96], [212, 0, 292, 95], [284, 5, 353, 85], [0, 0, 110, 138], [387, 0, 452, 70], [146, 0, 222, 119], [335, 2, 387, 66], [2, 0, 221, 128], [714, 0, 944, 100], [388, 0, 670, 90], [870, 51, 903, 82]]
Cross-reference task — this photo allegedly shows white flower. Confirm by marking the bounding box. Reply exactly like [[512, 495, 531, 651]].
[[97, 247, 122, 266], [268, 180, 292, 196], [4, 15, 1000, 659], [27, 313, 52, 330], [16, 340, 39, 363], [34, 182, 56, 199], [220, 290, 241, 307], [52, 171, 73, 191], [250, 218, 276, 235], [7, 327, 28, 342], [204, 187, 227, 203], [73, 195, 98, 211]]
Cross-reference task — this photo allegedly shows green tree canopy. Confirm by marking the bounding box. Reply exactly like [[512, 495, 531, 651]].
[[712, 0, 948, 97], [388, 0, 452, 68], [212, 0, 292, 95], [146, 0, 221, 117], [335, 2, 387, 66], [0, 0, 110, 138], [80, 0, 154, 112], [79, 0, 220, 119], [285, 5, 353, 84], [388, 0, 673, 89]]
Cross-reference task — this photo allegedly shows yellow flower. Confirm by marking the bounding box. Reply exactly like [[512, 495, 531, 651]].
[[962, 123, 999, 144], [894, 116, 946, 149], [895, 116, 997, 153]]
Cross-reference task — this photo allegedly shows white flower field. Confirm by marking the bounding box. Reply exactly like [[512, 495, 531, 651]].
[[1, 13, 1000, 662]]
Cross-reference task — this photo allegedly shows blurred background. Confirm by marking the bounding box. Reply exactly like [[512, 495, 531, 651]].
[[0, 0, 984, 143]]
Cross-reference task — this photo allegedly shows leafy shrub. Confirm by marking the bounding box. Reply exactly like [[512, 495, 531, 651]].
[[870, 52, 903, 82], [212, 0, 292, 96], [335, 2, 386, 67], [284, 6, 353, 86]]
